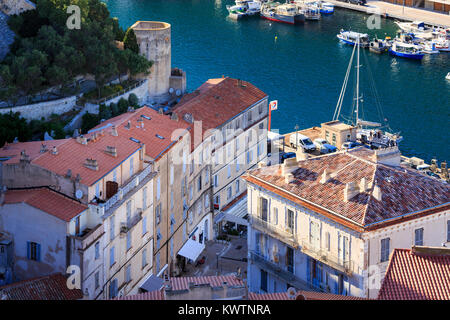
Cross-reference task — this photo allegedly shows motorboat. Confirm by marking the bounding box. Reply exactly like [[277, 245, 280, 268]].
[[227, 0, 262, 18], [260, 2, 305, 24], [433, 37, 450, 52], [446, 72, 450, 81], [369, 37, 390, 53], [301, 5, 321, 20], [337, 30, 370, 47], [389, 40, 424, 60], [320, 2, 335, 14], [395, 20, 429, 33], [421, 41, 439, 54]]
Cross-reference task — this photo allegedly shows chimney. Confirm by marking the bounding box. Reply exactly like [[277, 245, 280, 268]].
[[372, 184, 382, 201], [75, 173, 81, 182], [158, 108, 164, 114], [258, 161, 267, 168], [125, 121, 131, 130], [40, 144, 48, 153], [281, 158, 298, 176], [76, 135, 87, 145], [20, 150, 30, 163], [284, 172, 295, 184], [343, 182, 359, 202], [320, 169, 331, 184], [111, 125, 118, 136], [51, 146, 58, 155], [296, 149, 310, 162], [359, 177, 368, 192], [84, 158, 99, 171], [127, 106, 135, 113], [66, 169, 72, 178], [105, 146, 118, 157], [371, 146, 401, 166], [170, 113, 178, 121]]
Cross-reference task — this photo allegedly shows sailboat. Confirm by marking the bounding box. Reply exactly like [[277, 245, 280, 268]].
[[333, 37, 403, 149]]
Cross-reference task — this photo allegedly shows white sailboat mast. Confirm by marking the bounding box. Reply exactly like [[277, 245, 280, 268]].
[[355, 36, 360, 126]]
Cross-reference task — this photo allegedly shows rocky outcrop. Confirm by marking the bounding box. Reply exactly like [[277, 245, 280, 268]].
[[0, 11, 14, 61]]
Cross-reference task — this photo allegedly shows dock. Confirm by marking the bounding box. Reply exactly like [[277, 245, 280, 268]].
[[327, 0, 450, 29]]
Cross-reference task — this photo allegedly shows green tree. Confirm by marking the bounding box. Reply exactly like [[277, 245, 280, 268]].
[[81, 112, 99, 133], [128, 93, 139, 107], [0, 112, 32, 146], [117, 98, 128, 113], [123, 28, 139, 54]]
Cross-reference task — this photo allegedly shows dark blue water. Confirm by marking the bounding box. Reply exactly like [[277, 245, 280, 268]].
[[104, 0, 449, 162]]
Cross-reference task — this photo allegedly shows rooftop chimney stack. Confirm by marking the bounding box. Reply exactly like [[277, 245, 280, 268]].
[[359, 177, 368, 192], [284, 172, 295, 184], [51, 146, 58, 155], [111, 125, 118, 136], [373, 184, 382, 201], [65, 169, 72, 178], [105, 146, 118, 157], [372, 146, 401, 166], [40, 144, 48, 153], [320, 169, 331, 184], [84, 158, 99, 171], [76, 135, 88, 145], [281, 158, 298, 176], [344, 181, 360, 202], [125, 121, 131, 130]]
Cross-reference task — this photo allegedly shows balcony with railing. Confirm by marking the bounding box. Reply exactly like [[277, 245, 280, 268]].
[[249, 214, 356, 276], [298, 238, 355, 276], [249, 250, 322, 292], [99, 164, 153, 215], [250, 215, 298, 249]]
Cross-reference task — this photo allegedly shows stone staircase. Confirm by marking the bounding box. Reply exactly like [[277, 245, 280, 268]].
[[0, 11, 15, 61]]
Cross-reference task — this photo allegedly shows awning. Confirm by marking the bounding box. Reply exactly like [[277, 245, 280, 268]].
[[139, 274, 164, 292], [222, 195, 248, 226], [177, 239, 205, 261]]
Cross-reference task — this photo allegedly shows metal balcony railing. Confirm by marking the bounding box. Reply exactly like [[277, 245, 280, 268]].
[[249, 250, 323, 292], [298, 238, 355, 276], [100, 165, 153, 213], [249, 214, 356, 275], [250, 215, 298, 249]]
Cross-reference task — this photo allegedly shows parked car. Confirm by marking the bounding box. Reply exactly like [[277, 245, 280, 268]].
[[289, 133, 316, 152], [347, 0, 366, 5], [279, 151, 296, 163], [341, 141, 362, 150], [313, 138, 338, 154]]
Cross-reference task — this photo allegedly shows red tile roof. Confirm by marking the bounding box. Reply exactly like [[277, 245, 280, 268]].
[[91, 106, 191, 160], [244, 148, 450, 231], [0, 139, 69, 165], [248, 291, 366, 300], [0, 273, 83, 300], [3, 187, 87, 222], [378, 248, 450, 300], [167, 275, 244, 291], [174, 77, 267, 148], [116, 289, 165, 300]]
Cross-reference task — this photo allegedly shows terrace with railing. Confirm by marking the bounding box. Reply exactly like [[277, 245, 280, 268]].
[[99, 164, 153, 215], [250, 215, 357, 275]]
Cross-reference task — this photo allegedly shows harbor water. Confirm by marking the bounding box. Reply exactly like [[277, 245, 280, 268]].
[[104, 0, 450, 162]]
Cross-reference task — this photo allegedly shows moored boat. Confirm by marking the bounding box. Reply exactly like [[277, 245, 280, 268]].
[[320, 2, 334, 14], [260, 3, 304, 24], [389, 40, 424, 60], [422, 41, 439, 54], [369, 37, 389, 53], [337, 30, 370, 47]]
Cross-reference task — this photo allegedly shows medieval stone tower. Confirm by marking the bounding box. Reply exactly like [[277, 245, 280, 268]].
[[131, 21, 172, 103]]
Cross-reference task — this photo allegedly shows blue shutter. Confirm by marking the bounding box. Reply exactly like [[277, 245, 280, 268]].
[[26, 241, 31, 260], [36, 243, 41, 262]]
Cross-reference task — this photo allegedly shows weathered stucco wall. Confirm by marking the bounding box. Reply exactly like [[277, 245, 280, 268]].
[[0, 96, 77, 121], [0, 202, 67, 282]]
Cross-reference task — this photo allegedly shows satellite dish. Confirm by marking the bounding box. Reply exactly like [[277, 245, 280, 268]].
[[169, 88, 174, 94], [75, 189, 83, 199], [287, 287, 297, 300], [176, 89, 181, 96]]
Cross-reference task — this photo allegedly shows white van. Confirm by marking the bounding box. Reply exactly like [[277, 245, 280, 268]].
[[289, 133, 316, 152]]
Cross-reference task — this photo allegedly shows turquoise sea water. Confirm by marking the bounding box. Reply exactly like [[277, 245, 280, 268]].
[[104, 0, 449, 162]]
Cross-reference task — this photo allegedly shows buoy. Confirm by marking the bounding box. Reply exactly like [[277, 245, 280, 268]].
[[275, 35, 278, 41]]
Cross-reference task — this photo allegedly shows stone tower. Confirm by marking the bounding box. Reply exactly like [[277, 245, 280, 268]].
[[131, 21, 171, 103]]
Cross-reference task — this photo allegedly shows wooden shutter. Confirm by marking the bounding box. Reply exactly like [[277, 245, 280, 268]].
[[106, 181, 118, 199]]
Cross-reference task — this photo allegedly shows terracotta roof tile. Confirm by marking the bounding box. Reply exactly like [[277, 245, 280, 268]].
[[244, 148, 450, 230], [378, 248, 450, 300], [0, 139, 69, 164], [116, 289, 165, 300], [91, 107, 191, 160], [174, 77, 267, 147], [248, 291, 367, 300], [0, 273, 83, 300], [3, 187, 87, 222]]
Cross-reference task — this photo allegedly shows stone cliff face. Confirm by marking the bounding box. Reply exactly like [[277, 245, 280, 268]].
[[0, 0, 35, 16]]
